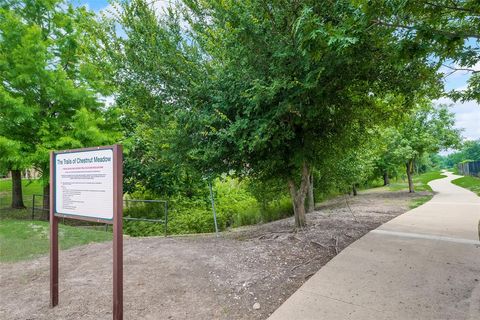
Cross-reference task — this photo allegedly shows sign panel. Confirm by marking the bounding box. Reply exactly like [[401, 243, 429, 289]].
[[54, 148, 114, 221], [50, 145, 123, 319]]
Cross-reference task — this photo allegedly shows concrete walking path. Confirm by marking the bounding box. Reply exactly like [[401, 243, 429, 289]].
[[268, 172, 480, 320]]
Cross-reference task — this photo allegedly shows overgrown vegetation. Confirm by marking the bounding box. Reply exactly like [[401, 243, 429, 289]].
[[123, 178, 294, 236]]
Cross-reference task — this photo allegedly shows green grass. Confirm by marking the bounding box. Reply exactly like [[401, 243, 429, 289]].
[[388, 171, 447, 193], [0, 178, 43, 210], [409, 195, 433, 209], [385, 171, 447, 209], [0, 219, 112, 262], [451, 176, 480, 196]]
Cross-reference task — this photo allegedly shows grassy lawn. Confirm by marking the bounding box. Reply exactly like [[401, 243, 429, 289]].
[[0, 219, 112, 263], [385, 171, 447, 209], [0, 178, 43, 210], [388, 171, 446, 193], [451, 176, 480, 196], [409, 196, 434, 209]]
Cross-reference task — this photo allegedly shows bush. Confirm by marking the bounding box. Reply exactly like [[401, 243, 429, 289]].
[[260, 196, 293, 223], [123, 220, 166, 237], [122, 177, 294, 236], [168, 208, 229, 234]]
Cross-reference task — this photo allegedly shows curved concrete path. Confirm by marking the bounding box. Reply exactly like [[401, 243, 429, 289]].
[[268, 172, 480, 320]]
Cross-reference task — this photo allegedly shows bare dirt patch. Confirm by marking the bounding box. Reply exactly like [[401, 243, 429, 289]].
[[0, 188, 429, 320]]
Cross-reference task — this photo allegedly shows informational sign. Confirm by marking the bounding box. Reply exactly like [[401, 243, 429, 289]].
[[50, 145, 123, 320], [54, 149, 114, 220]]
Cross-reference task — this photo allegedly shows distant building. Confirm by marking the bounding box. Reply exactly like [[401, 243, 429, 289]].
[[3, 168, 41, 180]]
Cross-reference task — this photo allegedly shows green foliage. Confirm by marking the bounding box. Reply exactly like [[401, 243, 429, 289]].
[[364, 0, 480, 103], [0, 178, 43, 212], [0, 220, 111, 262], [121, 177, 293, 236], [376, 102, 461, 192], [0, 0, 119, 186], [451, 176, 480, 196], [440, 140, 480, 168], [111, 0, 442, 227], [395, 103, 461, 162], [388, 171, 446, 192]]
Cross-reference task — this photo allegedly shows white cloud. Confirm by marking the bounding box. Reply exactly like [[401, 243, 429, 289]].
[[434, 97, 480, 141]]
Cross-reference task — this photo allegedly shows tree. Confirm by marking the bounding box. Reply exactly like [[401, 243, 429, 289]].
[[442, 139, 480, 167], [0, 0, 117, 209], [393, 103, 461, 192], [364, 0, 480, 103], [0, 137, 28, 208], [112, 0, 440, 228], [373, 128, 408, 186]]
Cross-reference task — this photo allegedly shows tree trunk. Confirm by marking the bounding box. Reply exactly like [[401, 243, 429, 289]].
[[11, 170, 25, 209], [383, 171, 390, 186], [288, 162, 310, 229], [43, 184, 50, 213], [406, 160, 414, 193], [352, 184, 358, 196], [307, 174, 314, 213]]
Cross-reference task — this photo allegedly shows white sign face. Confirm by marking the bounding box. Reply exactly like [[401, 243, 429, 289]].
[[55, 149, 114, 220]]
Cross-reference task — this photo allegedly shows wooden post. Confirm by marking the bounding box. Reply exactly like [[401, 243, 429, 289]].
[[50, 151, 59, 307], [113, 145, 123, 320], [49, 145, 123, 318]]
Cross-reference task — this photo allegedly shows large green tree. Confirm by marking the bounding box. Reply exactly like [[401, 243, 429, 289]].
[[392, 103, 461, 192], [365, 0, 480, 102], [442, 139, 480, 167], [0, 0, 117, 208], [112, 0, 440, 228]]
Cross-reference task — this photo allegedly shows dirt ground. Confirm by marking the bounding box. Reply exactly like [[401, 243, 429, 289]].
[[0, 188, 430, 320]]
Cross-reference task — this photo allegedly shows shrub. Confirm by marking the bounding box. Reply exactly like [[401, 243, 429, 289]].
[[123, 177, 295, 236]]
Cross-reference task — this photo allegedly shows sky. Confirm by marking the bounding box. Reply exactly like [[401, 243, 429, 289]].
[[73, 0, 480, 144]]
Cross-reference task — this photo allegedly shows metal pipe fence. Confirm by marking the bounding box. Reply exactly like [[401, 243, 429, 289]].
[[123, 199, 168, 236], [29, 195, 169, 236], [31, 194, 48, 220]]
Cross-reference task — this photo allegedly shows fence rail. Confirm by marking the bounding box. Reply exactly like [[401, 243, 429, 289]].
[[123, 199, 168, 236], [29, 195, 169, 236]]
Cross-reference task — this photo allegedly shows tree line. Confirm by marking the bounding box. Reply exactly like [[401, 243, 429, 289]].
[[1, 0, 477, 229]]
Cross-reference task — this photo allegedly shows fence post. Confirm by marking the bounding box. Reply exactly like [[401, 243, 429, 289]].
[[208, 181, 219, 237], [164, 201, 168, 237], [32, 195, 35, 220]]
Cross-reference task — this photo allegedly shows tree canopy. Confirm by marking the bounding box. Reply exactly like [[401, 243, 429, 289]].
[[0, 0, 475, 231], [0, 0, 119, 206], [109, 0, 447, 227]]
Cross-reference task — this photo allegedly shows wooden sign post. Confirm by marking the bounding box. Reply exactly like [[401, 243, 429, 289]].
[[50, 145, 123, 320]]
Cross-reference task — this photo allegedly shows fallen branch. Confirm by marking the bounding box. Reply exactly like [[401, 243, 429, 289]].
[[291, 256, 318, 272], [334, 236, 340, 255], [344, 195, 359, 223], [304, 272, 316, 279], [310, 240, 329, 249], [258, 230, 292, 240]]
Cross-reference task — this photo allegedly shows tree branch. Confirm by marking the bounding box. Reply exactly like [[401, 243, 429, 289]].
[[424, 1, 480, 15], [372, 19, 480, 39], [442, 64, 480, 74]]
